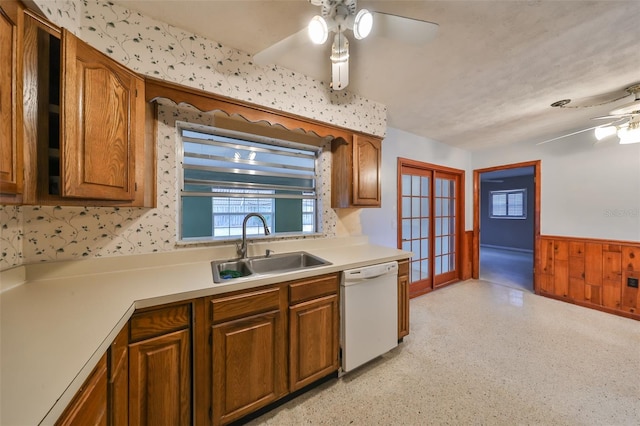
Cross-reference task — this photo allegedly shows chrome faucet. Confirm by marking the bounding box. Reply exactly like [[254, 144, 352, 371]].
[[238, 213, 271, 259]]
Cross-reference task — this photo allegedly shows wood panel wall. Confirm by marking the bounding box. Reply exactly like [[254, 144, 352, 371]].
[[537, 235, 640, 321], [462, 231, 473, 280]]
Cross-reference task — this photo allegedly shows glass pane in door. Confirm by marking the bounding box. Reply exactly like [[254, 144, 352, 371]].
[[401, 170, 430, 285], [434, 175, 457, 285]]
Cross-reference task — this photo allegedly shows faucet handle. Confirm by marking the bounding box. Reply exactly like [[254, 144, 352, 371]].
[[265, 249, 275, 257], [235, 240, 243, 257]]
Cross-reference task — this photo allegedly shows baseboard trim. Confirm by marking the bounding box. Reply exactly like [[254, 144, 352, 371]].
[[480, 244, 533, 254]]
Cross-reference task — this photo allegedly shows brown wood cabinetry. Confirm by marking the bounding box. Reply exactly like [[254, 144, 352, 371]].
[[209, 286, 287, 425], [108, 323, 128, 426], [55, 353, 108, 426], [288, 274, 339, 392], [19, 10, 154, 207], [332, 134, 382, 208], [0, 0, 24, 203], [128, 303, 192, 426], [56, 268, 405, 425], [397, 259, 410, 340], [60, 29, 144, 201], [537, 235, 639, 320], [208, 273, 342, 425]]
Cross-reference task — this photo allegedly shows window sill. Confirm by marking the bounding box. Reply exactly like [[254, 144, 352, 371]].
[[175, 232, 326, 249]]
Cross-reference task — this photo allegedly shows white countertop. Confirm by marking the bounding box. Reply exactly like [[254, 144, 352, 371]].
[[0, 237, 410, 425]]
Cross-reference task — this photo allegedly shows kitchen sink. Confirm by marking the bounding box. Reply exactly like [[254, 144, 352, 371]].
[[211, 251, 331, 283], [247, 252, 329, 274]]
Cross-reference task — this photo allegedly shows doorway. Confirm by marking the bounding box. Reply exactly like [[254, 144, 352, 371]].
[[398, 159, 465, 298], [473, 161, 540, 293]]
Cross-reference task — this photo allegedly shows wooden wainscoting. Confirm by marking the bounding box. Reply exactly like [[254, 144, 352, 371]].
[[536, 235, 640, 321], [462, 231, 473, 280]]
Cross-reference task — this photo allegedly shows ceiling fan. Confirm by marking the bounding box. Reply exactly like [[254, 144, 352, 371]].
[[253, 0, 439, 90], [539, 84, 640, 145]]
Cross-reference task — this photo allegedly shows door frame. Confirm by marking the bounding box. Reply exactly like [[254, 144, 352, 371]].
[[472, 160, 541, 292], [397, 158, 465, 297]]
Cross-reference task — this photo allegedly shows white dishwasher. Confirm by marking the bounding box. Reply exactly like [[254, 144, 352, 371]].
[[340, 261, 398, 374]]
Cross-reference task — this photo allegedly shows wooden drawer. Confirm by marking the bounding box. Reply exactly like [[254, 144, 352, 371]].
[[211, 286, 281, 324], [129, 303, 191, 342], [398, 259, 409, 276], [289, 274, 339, 305]]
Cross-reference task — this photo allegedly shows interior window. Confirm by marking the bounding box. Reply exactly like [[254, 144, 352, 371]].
[[179, 126, 320, 240], [490, 189, 526, 219]]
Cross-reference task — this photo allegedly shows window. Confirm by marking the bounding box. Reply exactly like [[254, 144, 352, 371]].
[[490, 189, 526, 219], [179, 125, 320, 240]]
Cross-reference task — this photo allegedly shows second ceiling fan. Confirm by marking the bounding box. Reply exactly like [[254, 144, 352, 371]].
[[254, 0, 439, 90], [540, 84, 640, 145]]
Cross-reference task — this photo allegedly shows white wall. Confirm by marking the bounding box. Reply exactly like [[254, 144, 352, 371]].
[[360, 127, 472, 249], [472, 132, 640, 242]]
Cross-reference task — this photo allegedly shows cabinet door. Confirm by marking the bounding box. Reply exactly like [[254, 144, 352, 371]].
[[289, 294, 339, 391], [129, 329, 191, 426], [108, 324, 129, 426], [352, 134, 381, 206], [0, 0, 23, 201], [397, 260, 410, 339], [61, 29, 143, 201], [56, 354, 108, 426], [212, 310, 286, 425]]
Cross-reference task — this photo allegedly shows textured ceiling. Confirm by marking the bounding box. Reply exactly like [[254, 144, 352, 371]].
[[113, 0, 640, 151]]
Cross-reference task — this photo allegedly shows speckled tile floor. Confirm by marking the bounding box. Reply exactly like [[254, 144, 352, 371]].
[[247, 279, 640, 426]]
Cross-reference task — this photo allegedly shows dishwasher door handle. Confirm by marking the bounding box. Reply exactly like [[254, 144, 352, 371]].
[[342, 261, 399, 281], [345, 271, 392, 281]]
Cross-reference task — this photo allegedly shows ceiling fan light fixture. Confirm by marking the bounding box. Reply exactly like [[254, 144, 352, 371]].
[[330, 33, 349, 90], [308, 15, 329, 44], [617, 124, 640, 144], [353, 9, 373, 39], [594, 125, 617, 140]]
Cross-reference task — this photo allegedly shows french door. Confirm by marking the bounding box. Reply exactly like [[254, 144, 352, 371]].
[[398, 159, 463, 297]]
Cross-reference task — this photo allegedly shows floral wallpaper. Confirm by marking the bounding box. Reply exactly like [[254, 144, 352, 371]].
[[35, 0, 387, 137], [0, 206, 23, 268], [0, 104, 337, 270], [1, 0, 382, 270], [31, 0, 80, 34]]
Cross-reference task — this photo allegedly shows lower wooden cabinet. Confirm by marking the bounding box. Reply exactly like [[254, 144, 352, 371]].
[[209, 286, 287, 425], [55, 353, 108, 426], [289, 274, 339, 392], [108, 324, 129, 426], [56, 267, 407, 425], [208, 273, 341, 425], [397, 260, 410, 340], [128, 303, 192, 426]]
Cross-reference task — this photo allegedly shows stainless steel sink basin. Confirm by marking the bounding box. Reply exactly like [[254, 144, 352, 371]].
[[211, 251, 331, 283], [247, 251, 329, 274]]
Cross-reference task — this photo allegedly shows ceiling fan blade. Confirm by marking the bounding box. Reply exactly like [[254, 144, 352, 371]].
[[535, 124, 613, 145], [592, 114, 634, 120], [371, 12, 439, 45], [253, 27, 309, 65], [610, 99, 640, 115]]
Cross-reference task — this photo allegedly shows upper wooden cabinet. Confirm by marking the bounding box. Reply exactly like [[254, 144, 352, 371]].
[[0, 0, 24, 203], [61, 29, 143, 201], [19, 10, 154, 207], [332, 134, 382, 208]]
